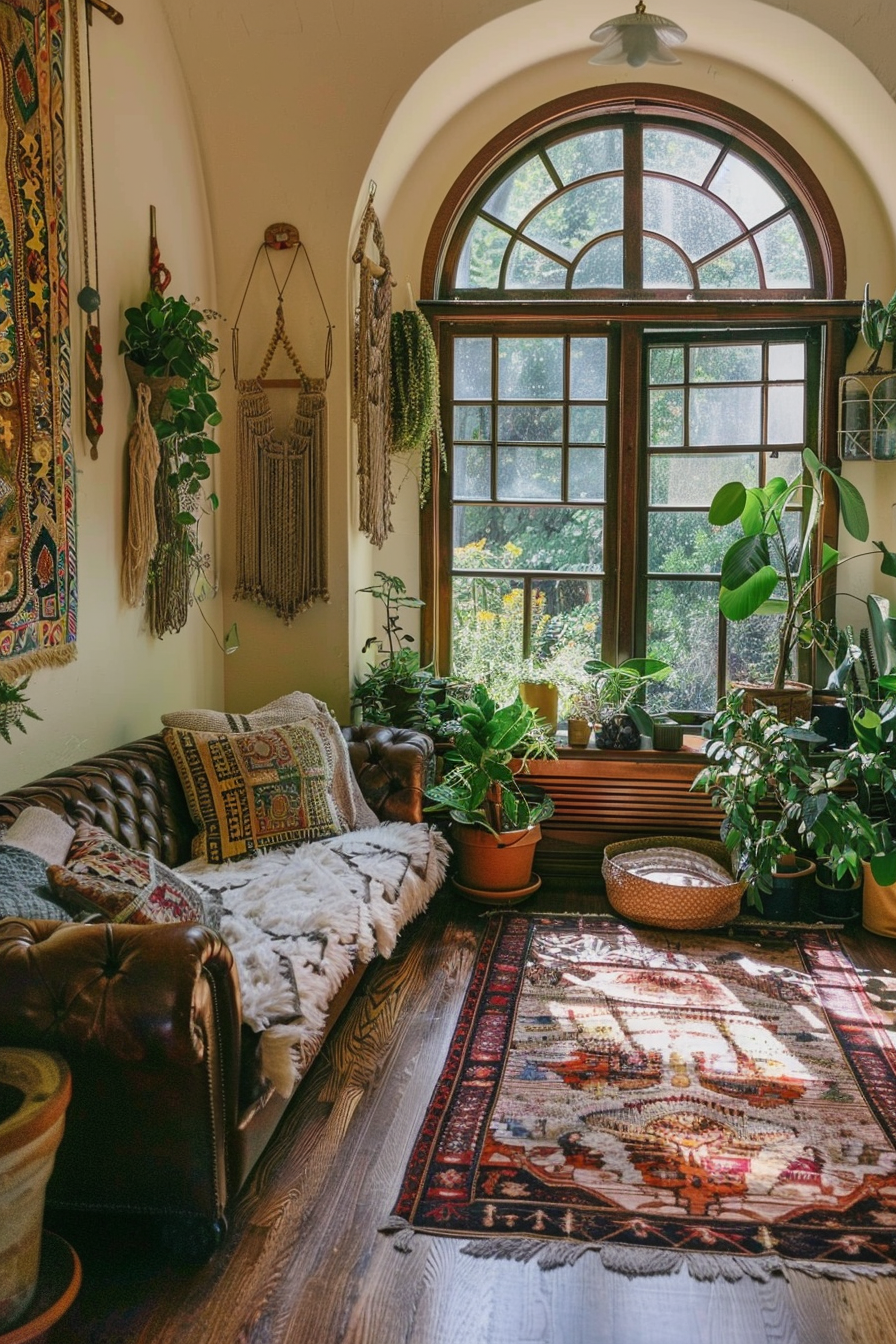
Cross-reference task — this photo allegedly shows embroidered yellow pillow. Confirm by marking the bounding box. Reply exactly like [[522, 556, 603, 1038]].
[[164, 723, 343, 864]]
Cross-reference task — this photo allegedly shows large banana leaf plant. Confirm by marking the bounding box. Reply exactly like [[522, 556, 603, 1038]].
[[425, 685, 556, 836], [707, 447, 895, 691]]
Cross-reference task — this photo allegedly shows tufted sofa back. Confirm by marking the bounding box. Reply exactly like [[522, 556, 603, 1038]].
[[0, 734, 195, 866]]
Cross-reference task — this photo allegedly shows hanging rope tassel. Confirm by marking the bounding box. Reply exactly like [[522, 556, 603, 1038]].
[[85, 323, 104, 457], [121, 383, 160, 606]]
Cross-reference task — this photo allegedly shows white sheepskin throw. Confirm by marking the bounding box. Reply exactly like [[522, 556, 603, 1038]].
[[181, 822, 450, 1096]]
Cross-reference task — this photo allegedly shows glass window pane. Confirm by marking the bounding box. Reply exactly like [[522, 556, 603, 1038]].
[[646, 580, 719, 712], [570, 338, 608, 399], [547, 129, 623, 184], [569, 448, 606, 500], [454, 505, 603, 571], [506, 243, 567, 289], [649, 347, 684, 384], [499, 338, 563, 400], [710, 152, 784, 228], [454, 338, 492, 399], [643, 236, 692, 288], [769, 343, 805, 380], [483, 156, 556, 228], [728, 611, 785, 686], [457, 218, 511, 288], [451, 575, 524, 704], [525, 179, 624, 261], [498, 447, 562, 499], [571, 237, 624, 288], [755, 215, 811, 288], [649, 452, 758, 505], [644, 178, 741, 261], [690, 386, 762, 445], [648, 510, 737, 574], [764, 450, 802, 480], [642, 129, 720, 185], [454, 445, 491, 499], [690, 345, 762, 382], [697, 241, 759, 289], [531, 579, 603, 664], [453, 405, 491, 441], [497, 405, 563, 443], [649, 389, 684, 447], [768, 386, 805, 445], [569, 406, 606, 443]]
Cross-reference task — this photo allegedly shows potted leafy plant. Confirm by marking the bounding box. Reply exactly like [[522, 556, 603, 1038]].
[[352, 572, 439, 729], [425, 686, 556, 902], [694, 690, 895, 919], [706, 447, 889, 720], [583, 656, 672, 749], [518, 659, 559, 735], [120, 292, 222, 637], [564, 686, 600, 748]]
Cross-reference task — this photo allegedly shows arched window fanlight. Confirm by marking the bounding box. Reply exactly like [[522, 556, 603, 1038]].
[[445, 107, 828, 300]]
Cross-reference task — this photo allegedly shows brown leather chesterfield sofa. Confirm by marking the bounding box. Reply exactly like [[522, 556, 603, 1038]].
[[0, 724, 433, 1258]]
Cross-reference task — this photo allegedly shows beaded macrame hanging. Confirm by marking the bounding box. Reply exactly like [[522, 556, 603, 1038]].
[[232, 232, 332, 624], [352, 188, 395, 549]]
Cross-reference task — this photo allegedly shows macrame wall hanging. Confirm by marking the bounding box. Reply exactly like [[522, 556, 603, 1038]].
[[352, 185, 396, 549], [232, 224, 333, 624]]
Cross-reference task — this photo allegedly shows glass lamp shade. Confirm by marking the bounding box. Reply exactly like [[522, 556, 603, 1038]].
[[589, 9, 687, 66]]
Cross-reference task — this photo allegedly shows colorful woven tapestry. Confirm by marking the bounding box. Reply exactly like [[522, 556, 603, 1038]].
[[386, 915, 896, 1279], [0, 0, 75, 675]]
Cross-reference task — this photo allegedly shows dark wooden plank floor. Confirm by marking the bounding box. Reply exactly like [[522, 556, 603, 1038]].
[[45, 885, 896, 1344]]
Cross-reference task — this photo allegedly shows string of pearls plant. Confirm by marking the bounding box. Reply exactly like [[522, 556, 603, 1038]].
[[390, 308, 446, 504]]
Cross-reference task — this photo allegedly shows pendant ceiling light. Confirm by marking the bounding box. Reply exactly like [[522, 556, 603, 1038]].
[[588, 0, 688, 66]]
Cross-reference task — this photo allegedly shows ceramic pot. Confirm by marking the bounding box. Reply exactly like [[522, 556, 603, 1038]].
[[758, 855, 816, 921], [814, 863, 862, 922], [811, 697, 851, 749], [651, 718, 684, 751], [451, 821, 541, 894], [594, 711, 640, 750], [0, 1051, 71, 1330], [863, 861, 896, 937], [518, 682, 558, 734], [566, 717, 592, 748]]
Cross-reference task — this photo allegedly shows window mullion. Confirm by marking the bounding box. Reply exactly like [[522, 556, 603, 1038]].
[[623, 121, 642, 294]]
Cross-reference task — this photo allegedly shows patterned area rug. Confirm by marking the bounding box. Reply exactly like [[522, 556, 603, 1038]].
[[384, 915, 896, 1279]]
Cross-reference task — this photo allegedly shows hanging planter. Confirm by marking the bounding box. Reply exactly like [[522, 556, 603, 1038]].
[[389, 308, 446, 504]]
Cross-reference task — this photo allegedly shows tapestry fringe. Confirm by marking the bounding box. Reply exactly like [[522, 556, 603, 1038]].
[[0, 643, 77, 682], [379, 1220, 896, 1281]]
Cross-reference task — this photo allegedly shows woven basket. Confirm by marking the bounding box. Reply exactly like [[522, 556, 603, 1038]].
[[730, 680, 813, 724], [602, 836, 745, 930]]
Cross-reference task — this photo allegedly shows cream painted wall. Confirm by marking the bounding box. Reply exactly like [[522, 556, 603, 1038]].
[[159, 0, 896, 719], [0, 0, 224, 793]]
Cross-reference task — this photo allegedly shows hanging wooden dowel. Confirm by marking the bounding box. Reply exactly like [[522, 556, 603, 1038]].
[[87, 0, 124, 24], [258, 378, 303, 389]]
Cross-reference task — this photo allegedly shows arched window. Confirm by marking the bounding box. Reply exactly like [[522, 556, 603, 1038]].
[[421, 88, 850, 709]]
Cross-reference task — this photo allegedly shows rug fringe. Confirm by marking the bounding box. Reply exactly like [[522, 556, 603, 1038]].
[[414, 1234, 896, 1281], [379, 1216, 417, 1253]]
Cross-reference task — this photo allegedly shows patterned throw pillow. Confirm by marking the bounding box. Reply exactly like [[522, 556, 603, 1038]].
[[164, 721, 344, 864], [161, 692, 379, 831], [46, 822, 214, 927]]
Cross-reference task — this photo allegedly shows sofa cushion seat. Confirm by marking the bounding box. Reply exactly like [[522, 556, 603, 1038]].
[[181, 820, 450, 1097]]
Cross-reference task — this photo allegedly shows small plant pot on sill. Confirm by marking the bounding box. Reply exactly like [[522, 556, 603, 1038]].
[[756, 855, 816, 922], [518, 682, 558, 734], [566, 717, 592, 748], [451, 821, 541, 902]]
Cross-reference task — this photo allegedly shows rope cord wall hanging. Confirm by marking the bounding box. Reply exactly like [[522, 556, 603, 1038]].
[[70, 0, 104, 457], [232, 225, 333, 624], [352, 184, 396, 549]]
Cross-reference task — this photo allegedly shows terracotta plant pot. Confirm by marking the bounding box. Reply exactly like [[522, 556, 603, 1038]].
[[566, 717, 592, 748], [730, 680, 813, 724], [0, 1051, 71, 1330], [452, 821, 541, 894], [518, 682, 558, 734]]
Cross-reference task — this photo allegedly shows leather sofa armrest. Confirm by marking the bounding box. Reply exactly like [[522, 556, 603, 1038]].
[[342, 725, 434, 824], [0, 918, 241, 1072]]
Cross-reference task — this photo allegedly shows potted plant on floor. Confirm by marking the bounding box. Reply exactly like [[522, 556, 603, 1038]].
[[706, 448, 889, 721], [583, 656, 672, 749], [694, 690, 896, 919], [353, 572, 439, 730], [424, 685, 556, 903]]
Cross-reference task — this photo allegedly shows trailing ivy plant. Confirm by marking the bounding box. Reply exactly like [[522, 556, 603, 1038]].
[[390, 309, 446, 505], [120, 292, 222, 543]]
